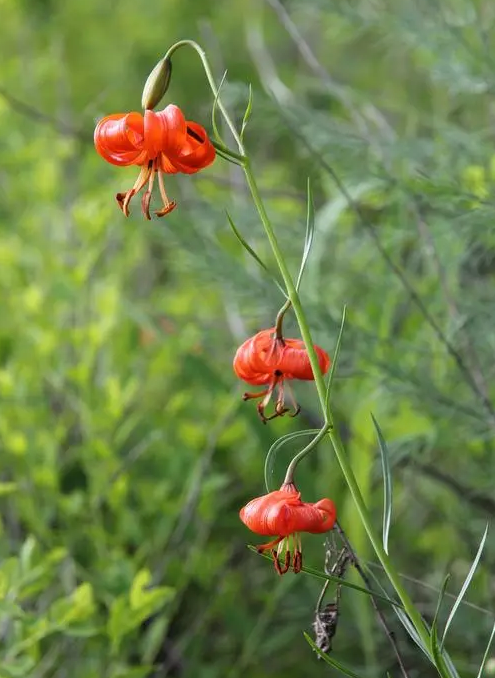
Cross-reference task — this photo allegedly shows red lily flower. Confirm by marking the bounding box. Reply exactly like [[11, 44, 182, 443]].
[[240, 482, 337, 575], [94, 104, 215, 219], [233, 328, 330, 422]]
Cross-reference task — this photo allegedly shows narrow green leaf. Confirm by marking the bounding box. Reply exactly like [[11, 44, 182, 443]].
[[324, 306, 347, 413], [240, 84, 253, 141], [295, 178, 315, 292], [370, 414, 393, 555], [441, 524, 488, 648], [432, 574, 451, 633], [264, 429, 319, 492], [442, 650, 462, 678], [476, 621, 495, 678], [430, 573, 451, 676], [364, 565, 432, 660], [431, 622, 445, 675], [303, 633, 367, 677], [213, 146, 243, 167], [211, 70, 228, 146], [250, 547, 403, 608], [430, 619, 455, 678], [226, 211, 286, 296], [394, 607, 431, 660]]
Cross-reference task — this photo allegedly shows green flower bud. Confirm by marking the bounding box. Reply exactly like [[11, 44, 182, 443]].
[[141, 57, 172, 110]]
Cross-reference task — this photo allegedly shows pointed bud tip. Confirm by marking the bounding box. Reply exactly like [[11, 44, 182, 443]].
[[141, 57, 172, 110]]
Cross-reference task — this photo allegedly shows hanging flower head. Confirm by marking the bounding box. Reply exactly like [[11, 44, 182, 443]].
[[240, 482, 336, 575], [233, 327, 330, 422], [94, 104, 215, 219]]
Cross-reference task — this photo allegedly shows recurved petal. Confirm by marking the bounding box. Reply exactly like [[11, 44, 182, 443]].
[[279, 339, 330, 380], [232, 348, 271, 385], [170, 121, 216, 174], [94, 113, 146, 166], [313, 498, 338, 531], [281, 499, 336, 534], [233, 331, 275, 385], [239, 488, 301, 536], [146, 104, 187, 162]]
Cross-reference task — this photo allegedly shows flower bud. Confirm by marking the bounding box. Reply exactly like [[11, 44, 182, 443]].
[[141, 57, 172, 110]]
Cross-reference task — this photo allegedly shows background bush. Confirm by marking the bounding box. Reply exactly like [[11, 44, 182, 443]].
[[0, 0, 494, 676]]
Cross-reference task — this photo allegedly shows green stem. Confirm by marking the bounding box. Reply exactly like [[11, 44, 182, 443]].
[[163, 40, 244, 153], [212, 141, 246, 163], [275, 299, 291, 339], [283, 425, 329, 484], [172, 39, 435, 668], [243, 157, 432, 654]]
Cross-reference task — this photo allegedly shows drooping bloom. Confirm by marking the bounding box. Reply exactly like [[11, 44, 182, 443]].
[[94, 104, 215, 219], [240, 483, 337, 575], [233, 328, 330, 422]]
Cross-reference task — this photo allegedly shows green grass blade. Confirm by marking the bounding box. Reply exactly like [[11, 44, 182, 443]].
[[432, 574, 451, 632], [430, 622, 451, 678], [370, 414, 392, 555], [303, 633, 367, 677], [441, 524, 488, 648], [324, 305, 347, 414], [295, 178, 315, 292], [476, 621, 495, 678]]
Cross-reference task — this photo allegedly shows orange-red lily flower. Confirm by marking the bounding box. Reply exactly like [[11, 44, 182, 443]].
[[233, 328, 330, 422], [240, 482, 337, 574], [94, 104, 215, 219]]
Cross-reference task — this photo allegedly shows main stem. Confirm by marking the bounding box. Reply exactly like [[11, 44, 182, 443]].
[[171, 37, 432, 661], [242, 159, 431, 651]]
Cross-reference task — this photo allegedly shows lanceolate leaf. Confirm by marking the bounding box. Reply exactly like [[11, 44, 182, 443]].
[[213, 145, 244, 166], [324, 306, 347, 415], [211, 70, 228, 146], [364, 565, 432, 661], [441, 524, 488, 648], [370, 414, 392, 555], [303, 633, 367, 677], [251, 547, 403, 608], [264, 429, 319, 491], [430, 622, 450, 678], [240, 84, 253, 141], [225, 211, 286, 296], [432, 574, 451, 632], [295, 178, 315, 292]]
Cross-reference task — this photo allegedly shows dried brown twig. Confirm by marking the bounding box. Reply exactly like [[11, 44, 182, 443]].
[[313, 522, 411, 678]]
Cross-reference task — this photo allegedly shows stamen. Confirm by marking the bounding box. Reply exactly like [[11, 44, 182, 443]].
[[280, 550, 291, 574], [272, 549, 284, 575], [242, 388, 269, 401], [141, 160, 157, 220], [257, 535, 284, 553], [116, 165, 152, 217], [257, 376, 278, 424], [285, 381, 301, 418], [271, 547, 291, 575], [274, 382, 289, 417], [155, 171, 177, 217]]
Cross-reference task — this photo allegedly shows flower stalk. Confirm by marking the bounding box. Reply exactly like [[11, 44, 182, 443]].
[[154, 39, 433, 661]]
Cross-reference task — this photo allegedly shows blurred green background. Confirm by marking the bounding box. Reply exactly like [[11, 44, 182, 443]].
[[1, 0, 494, 676]]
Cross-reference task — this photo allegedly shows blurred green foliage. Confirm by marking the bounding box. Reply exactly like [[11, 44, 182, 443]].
[[0, 0, 494, 676]]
